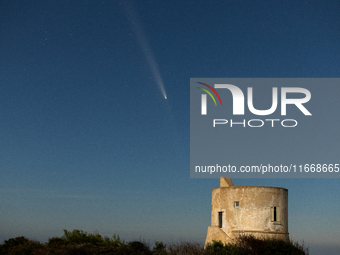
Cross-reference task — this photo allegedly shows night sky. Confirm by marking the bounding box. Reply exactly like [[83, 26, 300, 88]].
[[1, 1, 340, 254]]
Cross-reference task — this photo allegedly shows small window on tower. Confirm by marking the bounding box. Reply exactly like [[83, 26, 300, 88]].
[[218, 212, 223, 228], [234, 201, 239, 207], [271, 207, 280, 222]]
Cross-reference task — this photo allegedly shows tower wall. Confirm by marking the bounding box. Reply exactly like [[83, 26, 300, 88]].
[[205, 178, 288, 246]]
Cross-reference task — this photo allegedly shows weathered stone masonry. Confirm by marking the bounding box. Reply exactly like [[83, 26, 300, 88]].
[[205, 177, 289, 246]]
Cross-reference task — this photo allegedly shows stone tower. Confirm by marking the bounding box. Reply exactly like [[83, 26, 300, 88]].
[[205, 177, 289, 246]]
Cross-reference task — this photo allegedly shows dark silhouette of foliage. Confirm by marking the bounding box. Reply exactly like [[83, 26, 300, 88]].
[[0, 236, 43, 255], [0, 230, 309, 255], [153, 241, 167, 255], [127, 241, 152, 255], [167, 241, 205, 255], [205, 235, 309, 255]]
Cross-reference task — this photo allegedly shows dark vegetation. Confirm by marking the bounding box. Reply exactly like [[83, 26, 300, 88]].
[[0, 229, 309, 255]]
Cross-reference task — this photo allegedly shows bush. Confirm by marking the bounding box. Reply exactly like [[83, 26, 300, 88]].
[[61, 229, 102, 245], [47, 237, 67, 247], [153, 241, 167, 255], [167, 241, 205, 255], [127, 241, 152, 255], [205, 240, 241, 255], [0, 236, 43, 255], [205, 235, 309, 255]]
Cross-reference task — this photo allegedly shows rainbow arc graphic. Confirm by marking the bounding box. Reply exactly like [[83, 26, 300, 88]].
[[197, 82, 222, 115], [197, 82, 222, 106]]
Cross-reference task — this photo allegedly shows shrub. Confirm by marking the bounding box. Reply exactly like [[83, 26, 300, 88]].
[[205, 235, 309, 255], [0, 236, 43, 255], [61, 229, 101, 244], [127, 241, 152, 255], [46, 229, 127, 254], [47, 237, 67, 247], [153, 241, 167, 255], [167, 241, 205, 255]]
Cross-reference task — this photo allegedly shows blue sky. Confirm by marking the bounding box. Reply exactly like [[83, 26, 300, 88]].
[[0, 1, 340, 254]]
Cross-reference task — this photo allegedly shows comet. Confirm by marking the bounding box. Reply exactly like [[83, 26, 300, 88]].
[[124, 1, 167, 100]]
